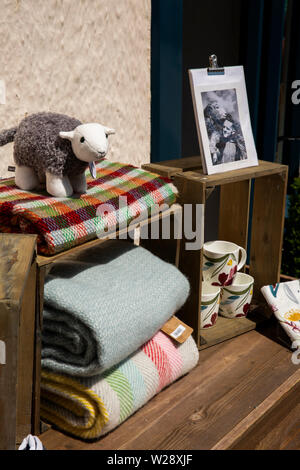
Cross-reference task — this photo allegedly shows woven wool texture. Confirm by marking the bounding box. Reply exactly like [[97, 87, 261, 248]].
[[0, 160, 177, 255], [42, 241, 190, 377], [41, 331, 199, 440]]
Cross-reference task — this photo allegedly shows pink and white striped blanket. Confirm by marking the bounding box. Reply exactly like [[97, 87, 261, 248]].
[[40, 331, 199, 440]]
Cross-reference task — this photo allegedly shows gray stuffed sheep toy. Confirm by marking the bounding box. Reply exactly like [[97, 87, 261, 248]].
[[0, 112, 115, 197]]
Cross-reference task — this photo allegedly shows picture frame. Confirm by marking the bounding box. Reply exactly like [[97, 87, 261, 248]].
[[189, 66, 258, 175]]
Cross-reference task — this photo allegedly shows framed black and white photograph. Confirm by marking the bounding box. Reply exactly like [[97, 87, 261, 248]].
[[189, 66, 258, 175]]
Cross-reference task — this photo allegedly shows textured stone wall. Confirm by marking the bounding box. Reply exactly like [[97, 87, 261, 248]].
[[0, 0, 151, 177]]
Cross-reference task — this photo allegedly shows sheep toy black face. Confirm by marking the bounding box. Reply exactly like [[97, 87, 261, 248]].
[[0, 112, 115, 197]]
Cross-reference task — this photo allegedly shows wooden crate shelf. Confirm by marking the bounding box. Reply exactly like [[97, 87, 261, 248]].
[[0, 234, 37, 450], [142, 158, 289, 350], [0, 205, 182, 449]]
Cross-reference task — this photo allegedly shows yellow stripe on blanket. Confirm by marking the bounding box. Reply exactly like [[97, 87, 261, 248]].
[[41, 370, 109, 440]]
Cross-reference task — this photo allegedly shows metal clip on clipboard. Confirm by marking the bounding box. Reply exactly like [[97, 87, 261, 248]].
[[207, 54, 225, 75]]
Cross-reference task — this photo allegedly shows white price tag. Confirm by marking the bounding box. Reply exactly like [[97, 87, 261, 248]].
[[170, 325, 186, 340], [133, 226, 141, 246]]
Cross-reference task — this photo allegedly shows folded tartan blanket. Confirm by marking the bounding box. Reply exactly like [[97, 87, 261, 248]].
[[42, 241, 190, 376], [41, 331, 199, 440], [0, 160, 177, 255]]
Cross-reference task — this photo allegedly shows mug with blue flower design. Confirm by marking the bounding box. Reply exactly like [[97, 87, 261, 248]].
[[203, 240, 247, 287]]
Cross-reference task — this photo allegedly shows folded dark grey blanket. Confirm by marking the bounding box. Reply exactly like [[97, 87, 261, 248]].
[[42, 241, 190, 377]]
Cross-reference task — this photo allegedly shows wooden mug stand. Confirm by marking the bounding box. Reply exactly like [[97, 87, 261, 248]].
[[142, 158, 289, 351]]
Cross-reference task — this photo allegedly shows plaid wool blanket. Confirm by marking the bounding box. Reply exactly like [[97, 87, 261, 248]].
[[0, 160, 177, 255], [41, 331, 199, 440]]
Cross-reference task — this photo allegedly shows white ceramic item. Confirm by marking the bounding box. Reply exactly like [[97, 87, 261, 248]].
[[202, 240, 247, 286], [219, 273, 254, 319], [200, 282, 221, 329]]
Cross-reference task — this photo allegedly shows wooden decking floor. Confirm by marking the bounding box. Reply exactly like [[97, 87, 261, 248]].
[[41, 329, 300, 450]]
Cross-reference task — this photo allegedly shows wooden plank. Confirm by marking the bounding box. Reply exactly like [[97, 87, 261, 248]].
[[175, 238, 181, 269], [142, 156, 203, 177], [249, 169, 288, 309], [141, 164, 183, 178], [37, 236, 111, 267], [0, 303, 19, 449], [0, 234, 36, 305], [198, 313, 260, 351], [230, 380, 300, 450], [16, 262, 37, 444], [37, 205, 182, 267], [185, 160, 288, 187], [156, 156, 202, 170], [40, 331, 299, 450], [212, 370, 300, 450], [32, 265, 47, 435], [173, 174, 205, 344], [218, 179, 251, 252]]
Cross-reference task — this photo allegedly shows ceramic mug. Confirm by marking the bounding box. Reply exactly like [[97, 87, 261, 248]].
[[200, 282, 221, 329], [219, 273, 254, 319], [202, 240, 247, 286]]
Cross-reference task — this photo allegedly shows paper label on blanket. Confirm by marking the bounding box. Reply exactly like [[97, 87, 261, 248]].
[[171, 325, 186, 339], [161, 316, 193, 343], [0, 341, 5, 364]]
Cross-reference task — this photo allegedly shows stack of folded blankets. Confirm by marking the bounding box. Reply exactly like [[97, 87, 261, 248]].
[[40, 240, 199, 440]]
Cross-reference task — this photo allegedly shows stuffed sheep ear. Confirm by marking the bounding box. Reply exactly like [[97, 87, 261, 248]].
[[104, 127, 116, 135], [59, 130, 75, 141]]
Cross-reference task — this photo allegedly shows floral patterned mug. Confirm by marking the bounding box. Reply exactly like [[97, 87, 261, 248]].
[[219, 273, 254, 319], [200, 283, 221, 329], [203, 240, 247, 286]]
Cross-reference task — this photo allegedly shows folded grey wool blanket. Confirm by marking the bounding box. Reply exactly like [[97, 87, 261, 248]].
[[42, 241, 190, 377]]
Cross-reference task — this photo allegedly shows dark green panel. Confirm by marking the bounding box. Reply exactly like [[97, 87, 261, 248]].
[[239, 0, 265, 143], [282, 0, 300, 185], [256, 0, 286, 162], [181, 0, 242, 157], [151, 0, 183, 163]]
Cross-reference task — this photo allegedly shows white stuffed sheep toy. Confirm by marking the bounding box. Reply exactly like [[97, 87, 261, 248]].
[[0, 112, 115, 197]]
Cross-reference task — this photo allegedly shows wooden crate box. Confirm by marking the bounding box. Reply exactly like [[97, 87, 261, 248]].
[[142, 158, 289, 350], [0, 234, 37, 450], [0, 205, 182, 449]]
